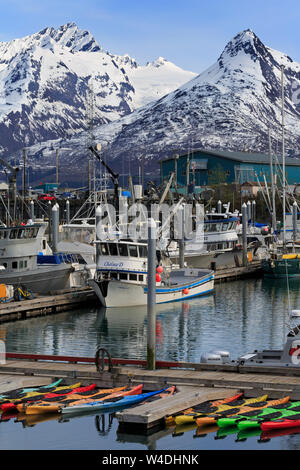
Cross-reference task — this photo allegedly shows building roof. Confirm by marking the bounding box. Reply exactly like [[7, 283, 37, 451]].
[[160, 148, 300, 166]]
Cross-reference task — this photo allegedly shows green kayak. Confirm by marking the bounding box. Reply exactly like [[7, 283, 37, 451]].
[[217, 400, 300, 429], [237, 403, 300, 431]]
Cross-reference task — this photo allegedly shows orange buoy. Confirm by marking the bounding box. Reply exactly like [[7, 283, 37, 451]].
[[156, 266, 163, 273], [183, 288, 189, 295], [156, 273, 161, 282]]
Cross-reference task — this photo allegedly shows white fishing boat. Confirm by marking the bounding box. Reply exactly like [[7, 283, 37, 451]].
[[168, 208, 240, 268], [88, 239, 214, 307]]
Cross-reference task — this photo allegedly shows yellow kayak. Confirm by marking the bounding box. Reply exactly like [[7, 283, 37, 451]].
[[174, 395, 268, 425]]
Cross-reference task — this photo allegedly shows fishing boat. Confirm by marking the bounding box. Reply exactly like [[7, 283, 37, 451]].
[[0, 222, 73, 295], [168, 206, 241, 269], [88, 239, 214, 307]]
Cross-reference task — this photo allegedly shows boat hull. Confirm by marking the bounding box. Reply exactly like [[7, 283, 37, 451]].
[[89, 271, 214, 307], [262, 258, 300, 278], [0, 264, 73, 295]]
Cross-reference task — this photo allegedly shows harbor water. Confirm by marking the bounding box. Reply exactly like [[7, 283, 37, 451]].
[[2, 277, 300, 450]]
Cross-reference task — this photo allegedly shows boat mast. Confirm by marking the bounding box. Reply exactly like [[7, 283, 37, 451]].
[[281, 65, 286, 246], [268, 128, 277, 233]]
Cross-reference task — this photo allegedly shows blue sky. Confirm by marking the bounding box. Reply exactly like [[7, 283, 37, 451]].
[[0, 0, 300, 72]]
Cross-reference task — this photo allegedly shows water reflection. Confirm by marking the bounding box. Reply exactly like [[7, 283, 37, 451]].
[[3, 278, 300, 363]]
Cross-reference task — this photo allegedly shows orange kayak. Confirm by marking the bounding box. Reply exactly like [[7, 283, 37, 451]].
[[195, 395, 290, 426], [20, 384, 143, 415]]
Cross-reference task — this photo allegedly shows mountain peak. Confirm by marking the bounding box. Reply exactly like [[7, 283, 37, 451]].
[[45, 22, 102, 53]]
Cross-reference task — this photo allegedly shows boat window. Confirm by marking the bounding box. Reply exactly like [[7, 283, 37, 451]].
[[12, 261, 17, 269], [118, 244, 128, 256], [19, 260, 23, 268], [138, 275, 144, 282], [24, 228, 34, 238], [129, 274, 137, 281], [108, 243, 118, 256], [100, 243, 109, 255], [215, 223, 221, 232], [227, 222, 232, 230], [24, 260, 27, 268], [138, 245, 147, 258], [110, 272, 118, 279], [2, 263, 7, 268], [222, 223, 228, 231], [204, 223, 209, 232], [0, 230, 8, 239], [128, 245, 138, 257], [119, 273, 128, 280], [9, 229, 18, 239]]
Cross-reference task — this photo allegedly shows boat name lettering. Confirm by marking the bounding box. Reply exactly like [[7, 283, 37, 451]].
[[103, 261, 124, 268]]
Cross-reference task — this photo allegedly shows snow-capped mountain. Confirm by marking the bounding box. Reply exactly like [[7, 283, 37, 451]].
[[6, 28, 300, 186], [92, 28, 300, 170], [0, 22, 196, 156]]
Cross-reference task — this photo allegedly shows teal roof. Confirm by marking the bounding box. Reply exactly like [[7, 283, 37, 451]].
[[161, 148, 300, 166]]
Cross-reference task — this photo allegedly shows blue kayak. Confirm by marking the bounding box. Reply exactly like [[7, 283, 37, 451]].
[[60, 387, 169, 415]]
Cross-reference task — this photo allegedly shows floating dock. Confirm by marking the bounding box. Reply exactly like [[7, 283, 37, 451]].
[[214, 260, 263, 283], [0, 287, 97, 323], [1, 353, 300, 431]]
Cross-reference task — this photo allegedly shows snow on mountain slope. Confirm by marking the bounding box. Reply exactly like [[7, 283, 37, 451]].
[[85, 29, 300, 171], [0, 22, 196, 156], [8, 28, 300, 185]]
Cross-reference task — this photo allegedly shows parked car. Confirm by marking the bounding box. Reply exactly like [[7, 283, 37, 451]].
[[38, 193, 56, 201]]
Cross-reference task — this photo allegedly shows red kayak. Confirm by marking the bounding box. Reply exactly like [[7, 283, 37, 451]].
[[261, 415, 300, 431], [261, 426, 300, 441]]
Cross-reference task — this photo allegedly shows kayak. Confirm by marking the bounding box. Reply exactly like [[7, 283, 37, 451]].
[[0, 381, 82, 406], [215, 396, 291, 428], [60, 387, 169, 415], [237, 401, 300, 431], [0, 378, 63, 401], [1, 383, 97, 412], [164, 392, 243, 426], [20, 384, 143, 415], [174, 394, 268, 426], [261, 413, 300, 432], [260, 426, 300, 440]]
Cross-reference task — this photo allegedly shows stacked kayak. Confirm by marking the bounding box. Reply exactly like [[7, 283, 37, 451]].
[[165, 392, 243, 426], [215, 396, 291, 429], [1, 383, 97, 412], [17, 384, 139, 415], [174, 394, 268, 425], [60, 387, 171, 415], [236, 401, 300, 431], [0, 378, 63, 404]]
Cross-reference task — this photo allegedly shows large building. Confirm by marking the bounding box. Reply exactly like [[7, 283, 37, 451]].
[[160, 149, 300, 192]]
